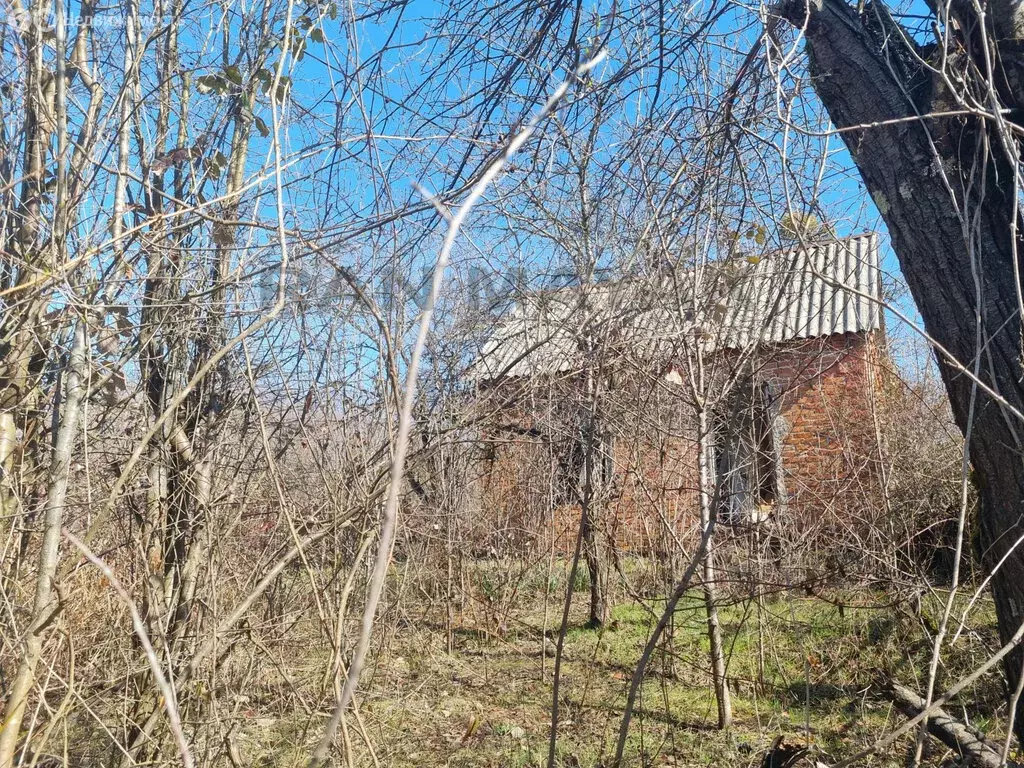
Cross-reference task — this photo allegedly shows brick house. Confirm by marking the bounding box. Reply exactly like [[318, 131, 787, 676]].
[[469, 234, 887, 557]]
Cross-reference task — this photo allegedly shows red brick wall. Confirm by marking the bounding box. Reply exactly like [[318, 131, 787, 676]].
[[476, 330, 886, 554], [764, 331, 884, 532], [603, 397, 700, 554]]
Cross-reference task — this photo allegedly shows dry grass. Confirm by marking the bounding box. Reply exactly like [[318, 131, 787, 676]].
[[216, 559, 1007, 767]]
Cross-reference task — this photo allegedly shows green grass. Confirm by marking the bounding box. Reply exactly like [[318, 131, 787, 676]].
[[244, 561, 1006, 767]]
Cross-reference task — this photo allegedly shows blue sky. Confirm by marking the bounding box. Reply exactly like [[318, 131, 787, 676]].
[[27, 0, 932, 382]]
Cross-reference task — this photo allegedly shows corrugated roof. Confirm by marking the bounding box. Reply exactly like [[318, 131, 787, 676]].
[[472, 233, 881, 381]]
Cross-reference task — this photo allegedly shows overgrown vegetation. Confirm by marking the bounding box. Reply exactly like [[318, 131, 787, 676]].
[[1, 0, 1021, 764], [115, 561, 1005, 767]]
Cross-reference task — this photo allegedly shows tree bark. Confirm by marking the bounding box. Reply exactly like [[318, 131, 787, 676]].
[[777, 0, 1024, 738], [0, 326, 86, 768], [581, 491, 608, 628], [699, 407, 732, 728], [887, 682, 1022, 768], [581, 363, 608, 629]]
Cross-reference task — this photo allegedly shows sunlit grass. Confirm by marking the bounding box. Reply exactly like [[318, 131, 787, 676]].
[[250, 559, 1004, 767]]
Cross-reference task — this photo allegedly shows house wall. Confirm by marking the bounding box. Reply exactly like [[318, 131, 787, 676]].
[[764, 331, 884, 533], [475, 330, 886, 556]]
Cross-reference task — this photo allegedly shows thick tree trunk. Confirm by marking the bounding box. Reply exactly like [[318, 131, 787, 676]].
[[778, 0, 1024, 737]]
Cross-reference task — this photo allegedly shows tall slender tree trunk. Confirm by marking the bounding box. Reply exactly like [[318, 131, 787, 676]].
[[581, 360, 608, 629], [580, 489, 607, 628], [0, 326, 87, 768], [0, 413, 15, 545], [698, 407, 732, 729]]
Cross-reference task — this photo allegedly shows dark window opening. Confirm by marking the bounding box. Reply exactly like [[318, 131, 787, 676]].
[[713, 381, 783, 524], [553, 438, 585, 506], [552, 426, 614, 507]]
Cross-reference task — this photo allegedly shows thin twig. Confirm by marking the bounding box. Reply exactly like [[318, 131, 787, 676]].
[[62, 530, 195, 768], [309, 51, 608, 767]]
